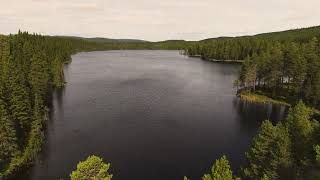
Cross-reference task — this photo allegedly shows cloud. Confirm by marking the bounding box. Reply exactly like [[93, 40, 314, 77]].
[[0, 0, 319, 41], [62, 3, 105, 13]]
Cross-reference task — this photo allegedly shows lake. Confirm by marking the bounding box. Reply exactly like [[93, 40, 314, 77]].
[[17, 50, 287, 180]]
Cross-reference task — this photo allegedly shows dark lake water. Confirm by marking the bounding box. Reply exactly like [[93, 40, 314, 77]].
[[18, 50, 287, 180]]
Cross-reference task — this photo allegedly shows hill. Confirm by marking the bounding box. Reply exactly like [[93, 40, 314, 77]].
[[56, 36, 148, 43]]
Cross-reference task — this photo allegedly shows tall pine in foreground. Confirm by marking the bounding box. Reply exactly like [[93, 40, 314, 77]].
[[242, 120, 292, 180], [202, 155, 235, 180], [243, 101, 320, 179], [0, 31, 101, 178], [285, 101, 315, 174], [70, 155, 112, 180]]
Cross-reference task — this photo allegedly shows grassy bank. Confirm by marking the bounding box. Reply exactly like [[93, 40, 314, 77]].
[[237, 90, 290, 106], [189, 55, 243, 63], [237, 90, 320, 118], [206, 58, 243, 63]]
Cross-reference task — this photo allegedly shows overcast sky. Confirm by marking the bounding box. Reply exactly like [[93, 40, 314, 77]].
[[0, 0, 319, 41]]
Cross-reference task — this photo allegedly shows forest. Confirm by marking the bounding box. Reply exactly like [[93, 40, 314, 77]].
[[1, 26, 320, 179], [185, 26, 320, 109], [0, 31, 102, 178]]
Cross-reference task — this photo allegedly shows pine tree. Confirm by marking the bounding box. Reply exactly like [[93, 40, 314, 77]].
[[7, 62, 31, 131], [285, 101, 314, 172], [283, 43, 306, 95], [243, 120, 292, 180], [303, 38, 320, 106], [51, 55, 64, 88], [28, 51, 49, 97], [202, 155, 234, 180], [70, 155, 112, 180]]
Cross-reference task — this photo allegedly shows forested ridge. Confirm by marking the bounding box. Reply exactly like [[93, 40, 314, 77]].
[[185, 26, 320, 60]]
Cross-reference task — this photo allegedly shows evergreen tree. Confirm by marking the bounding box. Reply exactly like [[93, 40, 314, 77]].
[[243, 120, 292, 180], [303, 38, 320, 106], [0, 100, 18, 169], [28, 51, 49, 97], [7, 63, 31, 131], [202, 155, 234, 180], [51, 55, 64, 88], [70, 155, 112, 180], [285, 101, 314, 172], [314, 145, 320, 166]]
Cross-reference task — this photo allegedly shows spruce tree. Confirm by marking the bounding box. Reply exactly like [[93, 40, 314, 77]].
[[0, 100, 18, 169], [243, 120, 292, 179], [70, 155, 112, 180], [285, 101, 314, 172]]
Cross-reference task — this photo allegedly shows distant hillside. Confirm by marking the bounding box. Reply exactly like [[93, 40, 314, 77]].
[[56, 36, 148, 43], [186, 25, 320, 61], [201, 26, 320, 43]]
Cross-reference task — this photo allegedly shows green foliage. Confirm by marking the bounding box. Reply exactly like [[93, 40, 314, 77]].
[[0, 31, 109, 178], [70, 155, 112, 180], [285, 101, 314, 171], [260, 174, 269, 180], [186, 26, 320, 109], [186, 26, 320, 61], [235, 38, 320, 108], [242, 101, 320, 179], [243, 120, 292, 179], [29, 52, 49, 96], [0, 100, 18, 169], [7, 66, 32, 130], [51, 56, 64, 88], [314, 145, 320, 165], [202, 155, 234, 180]]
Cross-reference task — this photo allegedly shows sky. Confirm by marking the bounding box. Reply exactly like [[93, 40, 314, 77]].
[[0, 0, 319, 41]]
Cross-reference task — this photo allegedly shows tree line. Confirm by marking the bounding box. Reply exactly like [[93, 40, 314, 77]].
[[0, 31, 113, 178], [185, 26, 320, 109], [185, 26, 320, 61], [238, 37, 320, 108]]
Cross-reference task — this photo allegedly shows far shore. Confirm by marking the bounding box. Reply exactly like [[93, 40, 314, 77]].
[[188, 55, 243, 63]]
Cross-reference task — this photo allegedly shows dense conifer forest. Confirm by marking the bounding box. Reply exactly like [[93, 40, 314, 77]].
[[185, 26, 320, 109], [0, 31, 105, 178], [1, 26, 320, 179]]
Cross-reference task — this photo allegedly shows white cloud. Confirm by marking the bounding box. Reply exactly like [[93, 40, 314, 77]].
[[0, 0, 319, 41]]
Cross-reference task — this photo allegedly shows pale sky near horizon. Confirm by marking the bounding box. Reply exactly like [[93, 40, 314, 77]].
[[0, 0, 319, 41]]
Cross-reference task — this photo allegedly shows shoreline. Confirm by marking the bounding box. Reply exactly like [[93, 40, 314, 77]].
[[237, 90, 320, 116], [188, 55, 243, 63], [237, 91, 290, 106], [1, 108, 49, 179]]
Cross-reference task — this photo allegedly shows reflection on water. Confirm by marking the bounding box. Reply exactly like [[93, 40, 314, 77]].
[[17, 50, 288, 180], [233, 98, 288, 124]]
